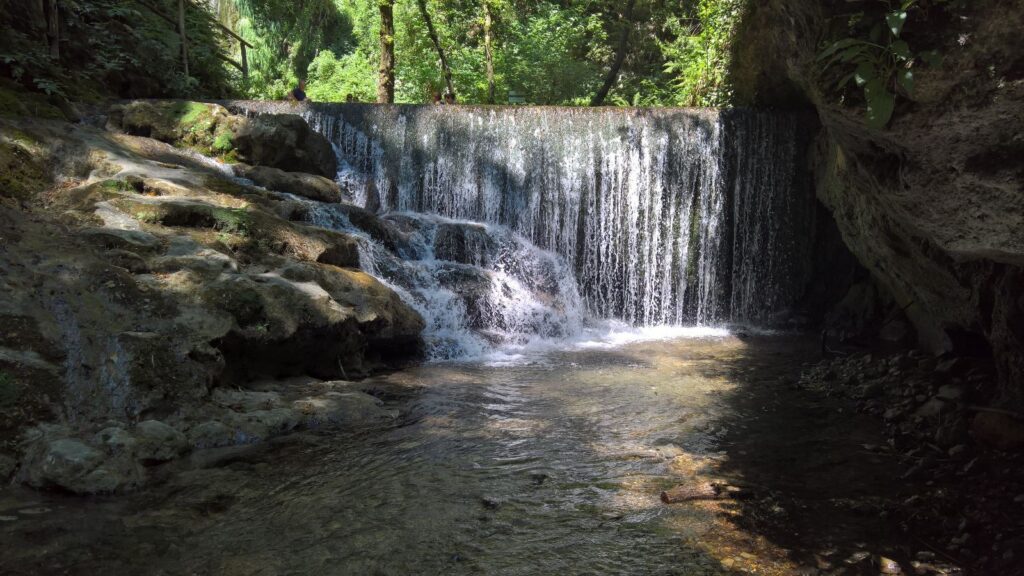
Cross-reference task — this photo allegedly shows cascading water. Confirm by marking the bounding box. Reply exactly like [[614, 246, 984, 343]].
[[233, 102, 818, 358], [295, 198, 585, 360]]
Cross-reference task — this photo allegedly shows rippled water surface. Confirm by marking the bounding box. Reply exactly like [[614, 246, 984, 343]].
[[2, 334, 895, 575]]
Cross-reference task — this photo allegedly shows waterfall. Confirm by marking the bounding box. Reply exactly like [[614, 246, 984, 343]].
[[233, 102, 817, 351]]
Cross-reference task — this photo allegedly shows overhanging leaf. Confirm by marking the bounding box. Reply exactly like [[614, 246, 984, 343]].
[[818, 38, 862, 61], [854, 62, 877, 87], [886, 11, 907, 38], [864, 79, 895, 129], [891, 40, 911, 60]]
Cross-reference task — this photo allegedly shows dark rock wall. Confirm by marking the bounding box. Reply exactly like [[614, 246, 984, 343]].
[[733, 0, 1024, 405]]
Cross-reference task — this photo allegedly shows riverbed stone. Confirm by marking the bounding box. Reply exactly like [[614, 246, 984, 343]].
[[134, 420, 189, 462], [225, 408, 301, 442], [18, 437, 103, 491], [292, 391, 392, 428]]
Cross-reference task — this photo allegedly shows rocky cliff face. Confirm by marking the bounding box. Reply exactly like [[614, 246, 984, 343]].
[[733, 0, 1024, 407], [0, 104, 424, 492]]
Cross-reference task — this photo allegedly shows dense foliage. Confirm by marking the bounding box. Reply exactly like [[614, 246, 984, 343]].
[[216, 0, 750, 106], [0, 0, 752, 107], [0, 0, 236, 101]]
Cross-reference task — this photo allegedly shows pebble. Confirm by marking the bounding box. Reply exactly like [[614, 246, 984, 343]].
[[878, 555, 902, 574]]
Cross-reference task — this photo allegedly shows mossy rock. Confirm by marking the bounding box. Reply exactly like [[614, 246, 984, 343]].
[[0, 81, 67, 120], [0, 130, 49, 201], [118, 100, 238, 161]]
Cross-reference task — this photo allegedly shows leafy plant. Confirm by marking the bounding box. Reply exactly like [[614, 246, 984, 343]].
[[660, 0, 746, 107], [818, 0, 944, 128]]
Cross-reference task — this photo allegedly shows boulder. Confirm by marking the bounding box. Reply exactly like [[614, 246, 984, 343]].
[[92, 426, 138, 455], [231, 114, 337, 178], [16, 436, 139, 494], [134, 420, 188, 462], [234, 164, 341, 203], [434, 222, 493, 265]]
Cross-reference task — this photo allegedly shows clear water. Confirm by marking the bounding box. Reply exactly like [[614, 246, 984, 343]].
[[2, 334, 858, 576]]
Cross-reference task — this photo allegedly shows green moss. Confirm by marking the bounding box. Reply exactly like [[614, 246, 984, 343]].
[[0, 137, 49, 200], [175, 101, 211, 125], [135, 210, 162, 224], [100, 179, 134, 192], [0, 82, 66, 120], [211, 206, 252, 235], [213, 131, 234, 152]]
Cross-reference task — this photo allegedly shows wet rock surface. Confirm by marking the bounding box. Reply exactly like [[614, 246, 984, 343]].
[[233, 163, 341, 203]]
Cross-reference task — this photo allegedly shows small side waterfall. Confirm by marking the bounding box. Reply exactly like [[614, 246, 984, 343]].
[[232, 102, 818, 355]]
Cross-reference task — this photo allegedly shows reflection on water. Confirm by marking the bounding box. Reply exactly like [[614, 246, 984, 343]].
[[0, 335, 819, 575]]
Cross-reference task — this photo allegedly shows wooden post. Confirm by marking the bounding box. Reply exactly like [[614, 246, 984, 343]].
[[241, 43, 248, 78], [178, 0, 189, 78]]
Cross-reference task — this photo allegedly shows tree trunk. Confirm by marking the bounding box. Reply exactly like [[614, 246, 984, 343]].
[[178, 0, 189, 77], [45, 0, 59, 60], [417, 0, 455, 100], [590, 0, 636, 107], [377, 0, 395, 103], [484, 2, 495, 104]]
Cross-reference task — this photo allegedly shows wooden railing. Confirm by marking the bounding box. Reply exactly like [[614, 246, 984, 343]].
[[133, 0, 252, 78]]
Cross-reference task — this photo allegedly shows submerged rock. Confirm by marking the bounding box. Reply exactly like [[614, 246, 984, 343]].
[[18, 435, 141, 494], [292, 390, 393, 428]]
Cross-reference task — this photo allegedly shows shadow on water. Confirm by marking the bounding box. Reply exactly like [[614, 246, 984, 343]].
[[690, 334, 926, 574]]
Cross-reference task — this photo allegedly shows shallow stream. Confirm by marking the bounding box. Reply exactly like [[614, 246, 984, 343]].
[[0, 333, 906, 575]]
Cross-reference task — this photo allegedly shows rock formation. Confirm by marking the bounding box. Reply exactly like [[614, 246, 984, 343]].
[[0, 104, 423, 493]]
